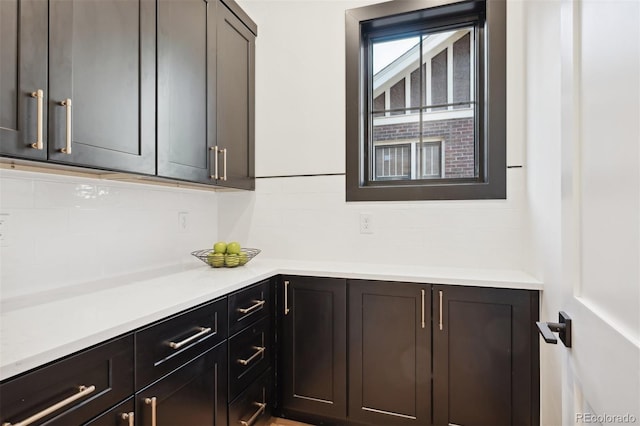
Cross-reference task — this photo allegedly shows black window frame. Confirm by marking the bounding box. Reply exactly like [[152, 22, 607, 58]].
[[345, 0, 506, 201]]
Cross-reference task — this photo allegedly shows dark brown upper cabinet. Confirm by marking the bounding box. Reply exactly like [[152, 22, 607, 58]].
[[47, 0, 156, 174], [0, 0, 48, 160], [215, 0, 256, 190], [157, 0, 215, 184], [1, 0, 257, 189]]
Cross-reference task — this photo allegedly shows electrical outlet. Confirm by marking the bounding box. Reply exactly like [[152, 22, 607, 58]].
[[0, 213, 10, 246], [360, 213, 374, 234], [178, 212, 189, 233]]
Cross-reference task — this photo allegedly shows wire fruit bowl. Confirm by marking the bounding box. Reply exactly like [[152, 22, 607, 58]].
[[191, 248, 261, 268]]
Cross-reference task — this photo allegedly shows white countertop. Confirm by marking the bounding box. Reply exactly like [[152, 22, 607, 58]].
[[0, 258, 542, 381]]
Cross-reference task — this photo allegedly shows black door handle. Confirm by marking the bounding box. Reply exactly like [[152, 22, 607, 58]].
[[536, 311, 572, 348]]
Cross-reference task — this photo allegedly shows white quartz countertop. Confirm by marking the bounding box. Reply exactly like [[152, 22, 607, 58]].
[[0, 257, 542, 381]]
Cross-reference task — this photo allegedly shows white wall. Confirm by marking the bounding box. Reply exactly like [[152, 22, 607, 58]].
[[0, 168, 218, 300], [223, 0, 529, 271]]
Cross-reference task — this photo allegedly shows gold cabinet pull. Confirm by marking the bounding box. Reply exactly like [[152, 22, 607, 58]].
[[144, 397, 157, 426], [237, 345, 266, 366], [421, 289, 425, 329], [120, 412, 134, 426], [222, 148, 228, 181], [30, 90, 44, 150], [438, 290, 443, 331], [237, 299, 265, 315], [168, 326, 212, 350], [210, 146, 219, 179], [239, 401, 266, 426], [284, 280, 290, 315], [60, 99, 72, 154], [2, 385, 95, 426]]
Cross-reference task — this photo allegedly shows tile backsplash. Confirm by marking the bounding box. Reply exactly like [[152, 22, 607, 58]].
[[0, 168, 218, 299], [217, 172, 526, 270]]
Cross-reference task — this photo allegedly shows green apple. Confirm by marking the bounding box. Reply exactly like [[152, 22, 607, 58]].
[[207, 252, 225, 267], [225, 253, 240, 267], [213, 241, 227, 254], [226, 241, 241, 255], [238, 251, 249, 265]]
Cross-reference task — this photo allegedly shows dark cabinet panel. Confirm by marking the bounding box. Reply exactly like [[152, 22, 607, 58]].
[[156, 0, 214, 183], [136, 343, 228, 426], [84, 398, 134, 426], [229, 317, 271, 401], [0, 334, 133, 426], [47, 0, 155, 174], [0, 0, 47, 160], [432, 285, 539, 426], [349, 280, 431, 425], [216, 1, 255, 190], [280, 276, 347, 420]]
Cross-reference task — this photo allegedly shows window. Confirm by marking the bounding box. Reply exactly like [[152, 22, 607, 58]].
[[346, 0, 506, 201]]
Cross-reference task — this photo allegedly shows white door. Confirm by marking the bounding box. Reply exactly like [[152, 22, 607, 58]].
[[556, 0, 640, 424]]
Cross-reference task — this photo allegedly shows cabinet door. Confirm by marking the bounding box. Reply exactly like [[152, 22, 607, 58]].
[[47, 0, 155, 174], [136, 343, 228, 426], [349, 280, 431, 425], [0, 0, 47, 160], [433, 285, 539, 426], [216, 1, 255, 190], [156, 0, 214, 183], [280, 276, 347, 420]]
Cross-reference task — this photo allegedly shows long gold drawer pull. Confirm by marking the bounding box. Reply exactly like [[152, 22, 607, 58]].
[[237, 299, 265, 315], [168, 326, 212, 350], [30, 89, 44, 150], [237, 346, 266, 366], [2, 384, 95, 426], [239, 401, 267, 426], [144, 397, 157, 426], [60, 99, 72, 154], [121, 412, 134, 426]]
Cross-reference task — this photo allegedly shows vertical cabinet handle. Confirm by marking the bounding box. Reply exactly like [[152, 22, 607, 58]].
[[144, 397, 157, 426], [421, 289, 425, 329], [222, 148, 228, 181], [121, 412, 134, 426], [284, 280, 290, 315], [210, 146, 219, 180], [438, 290, 443, 331], [30, 90, 44, 150], [60, 99, 72, 154]]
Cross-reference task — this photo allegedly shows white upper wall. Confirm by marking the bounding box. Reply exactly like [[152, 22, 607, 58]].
[[238, 0, 525, 177]]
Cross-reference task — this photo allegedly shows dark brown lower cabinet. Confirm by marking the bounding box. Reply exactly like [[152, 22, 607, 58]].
[[136, 343, 227, 426], [348, 280, 431, 425], [280, 276, 347, 421], [432, 285, 539, 426]]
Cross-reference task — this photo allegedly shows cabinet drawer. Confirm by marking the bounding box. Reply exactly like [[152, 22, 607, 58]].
[[0, 334, 133, 426], [228, 279, 271, 335], [135, 298, 227, 390], [229, 369, 272, 426], [229, 316, 271, 400], [84, 398, 134, 426]]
